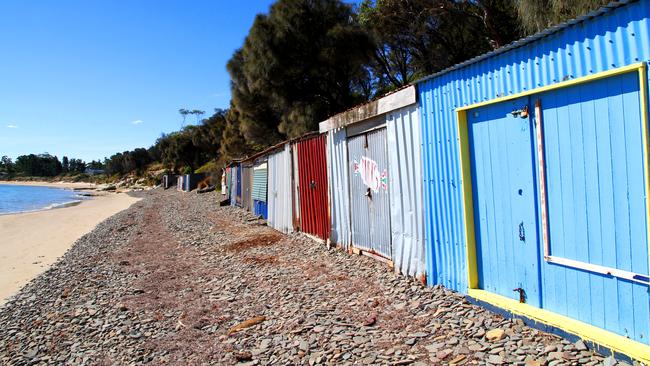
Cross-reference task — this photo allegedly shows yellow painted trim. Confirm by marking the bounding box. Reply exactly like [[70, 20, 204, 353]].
[[457, 62, 645, 112], [456, 110, 479, 289], [468, 289, 650, 363], [639, 64, 650, 281]]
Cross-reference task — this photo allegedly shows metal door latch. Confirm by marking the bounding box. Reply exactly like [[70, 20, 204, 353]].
[[365, 188, 372, 199], [511, 105, 529, 118], [310, 180, 316, 189], [513, 287, 526, 303], [518, 222, 525, 242]]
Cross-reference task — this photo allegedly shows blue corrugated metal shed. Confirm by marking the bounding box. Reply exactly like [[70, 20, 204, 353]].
[[417, 0, 650, 361]]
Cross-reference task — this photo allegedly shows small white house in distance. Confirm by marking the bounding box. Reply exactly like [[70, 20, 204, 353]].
[[84, 168, 105, 176]]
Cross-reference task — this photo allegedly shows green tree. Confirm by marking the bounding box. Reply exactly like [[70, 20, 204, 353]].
[[219, 107, 256, 160], [105, 153, 125, 175], [124, 148, 152, 173], [179, 108, 191, 127], [227, 0, 374, 142], [62, 156, 69, 173], [88, 160, 104, 170], [68, 158, 86, 173], [14, 154, 62, 176], [516, 0, 610, 34], [358, 0, 521, 92], [0, 156, 14, 174]]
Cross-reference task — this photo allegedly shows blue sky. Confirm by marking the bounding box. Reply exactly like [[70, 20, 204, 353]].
[[0, 0, 278, 162]]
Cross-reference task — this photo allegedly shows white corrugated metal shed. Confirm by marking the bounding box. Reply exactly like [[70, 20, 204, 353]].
[[268, 144, 294, 233]]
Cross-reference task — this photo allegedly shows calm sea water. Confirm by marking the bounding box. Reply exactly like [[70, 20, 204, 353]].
[[0, 184, 85, 215]]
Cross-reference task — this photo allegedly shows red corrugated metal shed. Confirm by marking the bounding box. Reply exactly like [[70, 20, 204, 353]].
[[295, 134, 330, 240]]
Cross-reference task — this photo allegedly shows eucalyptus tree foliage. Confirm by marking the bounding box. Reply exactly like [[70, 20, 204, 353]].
[[358, 0, 521, 92], [516, 0, 611, 34], [227, 0, 375, 143]]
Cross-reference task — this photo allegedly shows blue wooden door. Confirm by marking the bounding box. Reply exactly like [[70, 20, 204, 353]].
[[236, 166, 242, 206], [538, 72, 649, 344], [469, 96, 542, 306]]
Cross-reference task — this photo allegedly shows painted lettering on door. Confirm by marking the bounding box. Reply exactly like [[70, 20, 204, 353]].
[[353, 156, 388, 192]]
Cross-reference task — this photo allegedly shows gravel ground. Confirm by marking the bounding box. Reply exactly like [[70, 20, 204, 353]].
[[0, 189, 637, 365]]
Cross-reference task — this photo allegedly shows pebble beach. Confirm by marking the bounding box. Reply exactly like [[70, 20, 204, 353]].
[[0, 189, 627, 365]]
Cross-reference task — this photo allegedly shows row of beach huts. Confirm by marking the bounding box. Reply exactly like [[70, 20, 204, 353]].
[[173, 1, 650, 362]]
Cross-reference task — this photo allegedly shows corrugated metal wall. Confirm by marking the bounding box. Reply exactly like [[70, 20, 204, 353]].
[[253, 200, 268, 219], [185, 174, 192, 192], [253, 161, 268, 219], [386, 105, 426, 280], [296, 135, 330, 240], [241, 164, 252, 211], [348, 129, 392, 258], [419, 0, 650, 292], [252, 162, 268, 202], [236, 166, 242, 206], [230, 165, 239, 206], [177, 175, 184, 191], [291, 148, 301, 231], [326, 128, 350, 248], [268, 145, 293, 233], [163, 175, 178, 189]]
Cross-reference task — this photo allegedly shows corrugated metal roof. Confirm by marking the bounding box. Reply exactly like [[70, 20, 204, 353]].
[[415, 0, 637, 85], [239, 132, 321, 164]]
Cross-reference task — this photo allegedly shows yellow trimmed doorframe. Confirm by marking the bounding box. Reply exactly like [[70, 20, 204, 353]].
[[455, 62, 650, 363]]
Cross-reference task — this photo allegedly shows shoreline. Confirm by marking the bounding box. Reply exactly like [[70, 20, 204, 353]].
[[0, 190, 141, 305], [0, 180, 98, 190], [0, 180, 105, 217], [0, 200, 83, 217]]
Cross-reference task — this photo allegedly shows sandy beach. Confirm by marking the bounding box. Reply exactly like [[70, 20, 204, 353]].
[[0, 190, 139, 304]]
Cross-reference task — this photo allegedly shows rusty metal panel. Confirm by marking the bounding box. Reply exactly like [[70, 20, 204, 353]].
[[296, 134, 330, 240], [268, 144, 293, 233], [386, 104, 426, 280], [326, 128, 351, 248], [348, 128, 391, 258]]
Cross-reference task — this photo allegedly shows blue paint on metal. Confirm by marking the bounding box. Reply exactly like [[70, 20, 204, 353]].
[[468, 96, 542, 307], [254, 199, 268, 219], [419, 0, 650, 295], [536, 72, 649, 344], [236, 165, 242, 207]]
